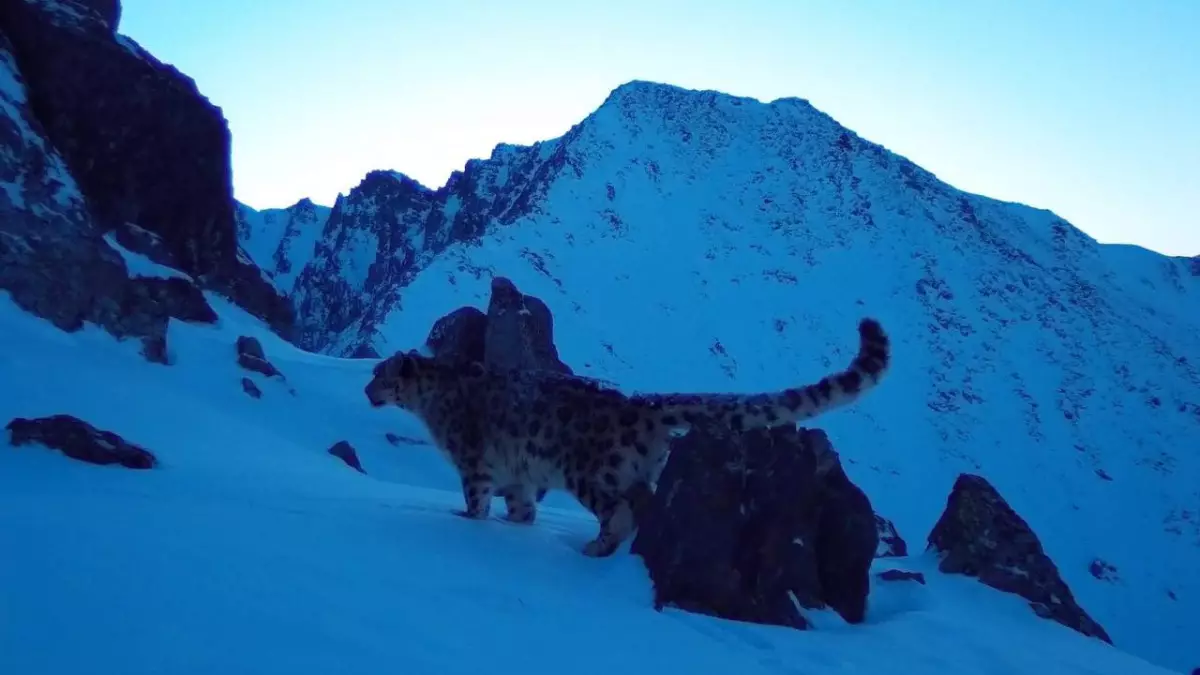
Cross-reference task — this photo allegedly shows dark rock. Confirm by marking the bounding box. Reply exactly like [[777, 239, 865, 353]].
[[128, 277, 219, 324], [1089, 558, 1119, 582], [631, 425, 878, 629], [874, 514, 908, 557], [347, 342, 380, 359], [384, 432, 428, 447], [484, 277, 572, 374], [426, 306, 488, 365], [0, 0, 294, 339], [927, 473, 1112, 644], [236, 336, 283, 378], [328, 440, 364, 473], [78, 0, 120, 31], [877, 569, 926, 584], [421, 277, 572, 375], [241, 377, 262, 399], [6, 414, 156, 469]]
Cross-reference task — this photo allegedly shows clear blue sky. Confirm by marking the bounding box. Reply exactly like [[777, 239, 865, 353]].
[[120, 0, 1199, 257]]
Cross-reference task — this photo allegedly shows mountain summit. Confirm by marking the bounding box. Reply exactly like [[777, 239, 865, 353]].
[[281, 79, 1200, 672]]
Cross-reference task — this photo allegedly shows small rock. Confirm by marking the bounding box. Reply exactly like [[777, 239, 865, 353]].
[[241, 377, 262, 399], [6, 414, 157, 469], [927, 473, 1111, 643], [874, 514, 908, 557], [1089, 558, 1119, 582], [384, 432, 428, 447], [236, 336, 283, 378], [328, 440, 364, 473], [877, 569, 926, 584]]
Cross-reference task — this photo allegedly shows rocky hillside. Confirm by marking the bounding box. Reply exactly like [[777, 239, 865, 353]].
[[236, 198, 331, 295], [0, 0, 293, 346], [285, 81, 1200, 672]]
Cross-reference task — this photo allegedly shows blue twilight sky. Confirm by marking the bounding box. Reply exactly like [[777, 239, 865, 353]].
[[119, 0, 1199, 257]]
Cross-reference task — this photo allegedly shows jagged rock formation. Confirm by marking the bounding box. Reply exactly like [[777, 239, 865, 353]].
[[286, 80, 1199, 671], [0, 0, 294, 340], [328, 440, 364, 474], [928, 473, 1112, 643], [423, 276, 571, 375], [236, 197, 331, 294]]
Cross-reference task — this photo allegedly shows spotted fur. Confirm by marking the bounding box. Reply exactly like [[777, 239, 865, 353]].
[[364, 318, 891, 557]]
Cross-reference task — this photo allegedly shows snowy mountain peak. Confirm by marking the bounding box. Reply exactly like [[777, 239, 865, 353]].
[[275, 80, 1200, 672], [235, 197, 332, 295]]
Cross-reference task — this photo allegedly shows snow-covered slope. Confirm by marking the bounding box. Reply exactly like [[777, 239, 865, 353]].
[[288, 81, 1200, 672], [235, 198, 331, 294], [0, 288, 1182, 675]]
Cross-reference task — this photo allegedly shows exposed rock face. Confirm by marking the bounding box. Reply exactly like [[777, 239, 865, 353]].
[[0, 0, 294, 339], [0, 28, 220, 359], [6, 414, 156, 469], [631, 425, 878, 628], [328, 440, 364, 473], [290, 132, 580, 354], [927, 473, 1112, 644]]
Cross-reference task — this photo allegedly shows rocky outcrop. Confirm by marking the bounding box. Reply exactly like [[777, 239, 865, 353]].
[[631, 425, 878, 629], [328, 440, 364, 473], [0, 0, 294, 339], [875, 515, 908, 558], [0, 27, 220, 360], [484, 277, 572, 374], [290, 129, 581, 354], [423, 277, 572, 376], [927, 473, 1112, 644], [425, 307, 489, 365], [6, 414, 157, 469]]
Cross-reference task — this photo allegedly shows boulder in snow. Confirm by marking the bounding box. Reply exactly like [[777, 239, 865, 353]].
[[631, 425, 877, 628], [875, 514, 908, 558], [927, 473, 1112, 644], [236, 336, 283, 379], [328, 440, 364, 473], [6, 414, 157, 469], [241, 377, 262, 399]]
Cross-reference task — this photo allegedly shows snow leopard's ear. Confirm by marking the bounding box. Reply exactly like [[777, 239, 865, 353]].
[[464, 361, 486, 378], [374, 352, 417, 380]]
